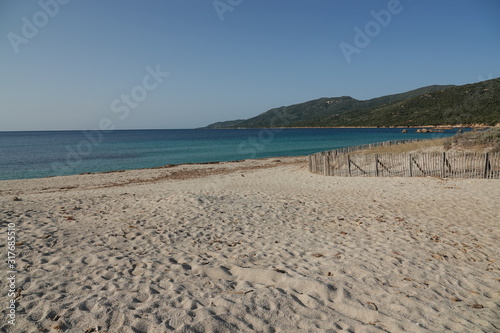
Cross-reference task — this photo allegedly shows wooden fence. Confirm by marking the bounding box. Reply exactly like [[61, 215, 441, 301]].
[[308, 141, 500, 179]]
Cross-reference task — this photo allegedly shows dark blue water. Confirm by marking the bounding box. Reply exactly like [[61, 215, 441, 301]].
[[0, 128, 457, 180]]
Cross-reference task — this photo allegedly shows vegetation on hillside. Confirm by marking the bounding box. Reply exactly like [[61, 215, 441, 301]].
[[204, 79, 499, 128], [319, 79, 500, 127]]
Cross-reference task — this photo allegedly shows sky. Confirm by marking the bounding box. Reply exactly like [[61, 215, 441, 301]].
[[1, 0, 499, 131]]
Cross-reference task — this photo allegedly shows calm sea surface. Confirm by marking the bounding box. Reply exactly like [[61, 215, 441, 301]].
[[0, 128, 458, 180]]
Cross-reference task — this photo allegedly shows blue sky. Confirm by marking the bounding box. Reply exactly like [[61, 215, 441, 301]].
[[1, 0, 499, 131]]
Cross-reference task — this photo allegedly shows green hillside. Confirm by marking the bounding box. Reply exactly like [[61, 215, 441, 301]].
[[204, 79, 500, 128]]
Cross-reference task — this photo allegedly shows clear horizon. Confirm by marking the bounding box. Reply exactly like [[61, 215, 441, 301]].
[[1, 0, 499, 131]]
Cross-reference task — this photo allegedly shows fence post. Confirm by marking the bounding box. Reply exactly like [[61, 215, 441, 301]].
[[326, 152, 331, 176], [409, 153, 413, 177], [347, 155, 352, 177], [441, 152, 446, 178], [483, 152, 490, 179], [375, 154, 379, 177]]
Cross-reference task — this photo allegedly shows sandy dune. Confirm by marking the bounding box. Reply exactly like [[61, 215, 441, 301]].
[[1, 157, 499, 332]]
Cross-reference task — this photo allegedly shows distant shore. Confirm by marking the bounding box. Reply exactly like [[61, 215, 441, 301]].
[[203, 124, 496, 130]]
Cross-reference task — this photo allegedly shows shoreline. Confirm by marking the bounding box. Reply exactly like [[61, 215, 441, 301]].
[[1, 125, 493, 183], [0, 156, 306, 195], [202, 124, 496, 130], [0, 126, 482, 183], [2, 124, 496, 133], [0, 155, 306, 186]]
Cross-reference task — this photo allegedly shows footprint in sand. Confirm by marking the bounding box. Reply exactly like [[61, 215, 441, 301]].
[[26, 265, 39, 272], [295, 293, 321, 309], [159, 279, 174, 290], [20, 250, 32, 258], [130, 265, 144, 276], [43, 293, 58, 301], [181, 299, 199, 310], [108, 311, 125, 329], [167, 315, 186, 330], [82, 255, 98, 265], [79, 298, 98, 312], [133, 320, 151, 333], [28, 308, 45, 321], [100, 282, 118, 293], [133, 292, 150, 303], [101, 271, 117, 280]]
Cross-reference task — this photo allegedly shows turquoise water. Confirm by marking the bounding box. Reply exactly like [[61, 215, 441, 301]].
[[0, 128, 458, 180]]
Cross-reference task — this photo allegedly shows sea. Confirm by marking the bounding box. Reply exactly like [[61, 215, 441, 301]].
[[0, 128, 459, 181]]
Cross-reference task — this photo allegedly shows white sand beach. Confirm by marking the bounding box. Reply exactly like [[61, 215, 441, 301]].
[[1, 157, 499, 332]]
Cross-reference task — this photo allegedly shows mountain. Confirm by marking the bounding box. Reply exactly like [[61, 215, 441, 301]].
[[203, 119, 246, 128], [203, 79, 500, 128]]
